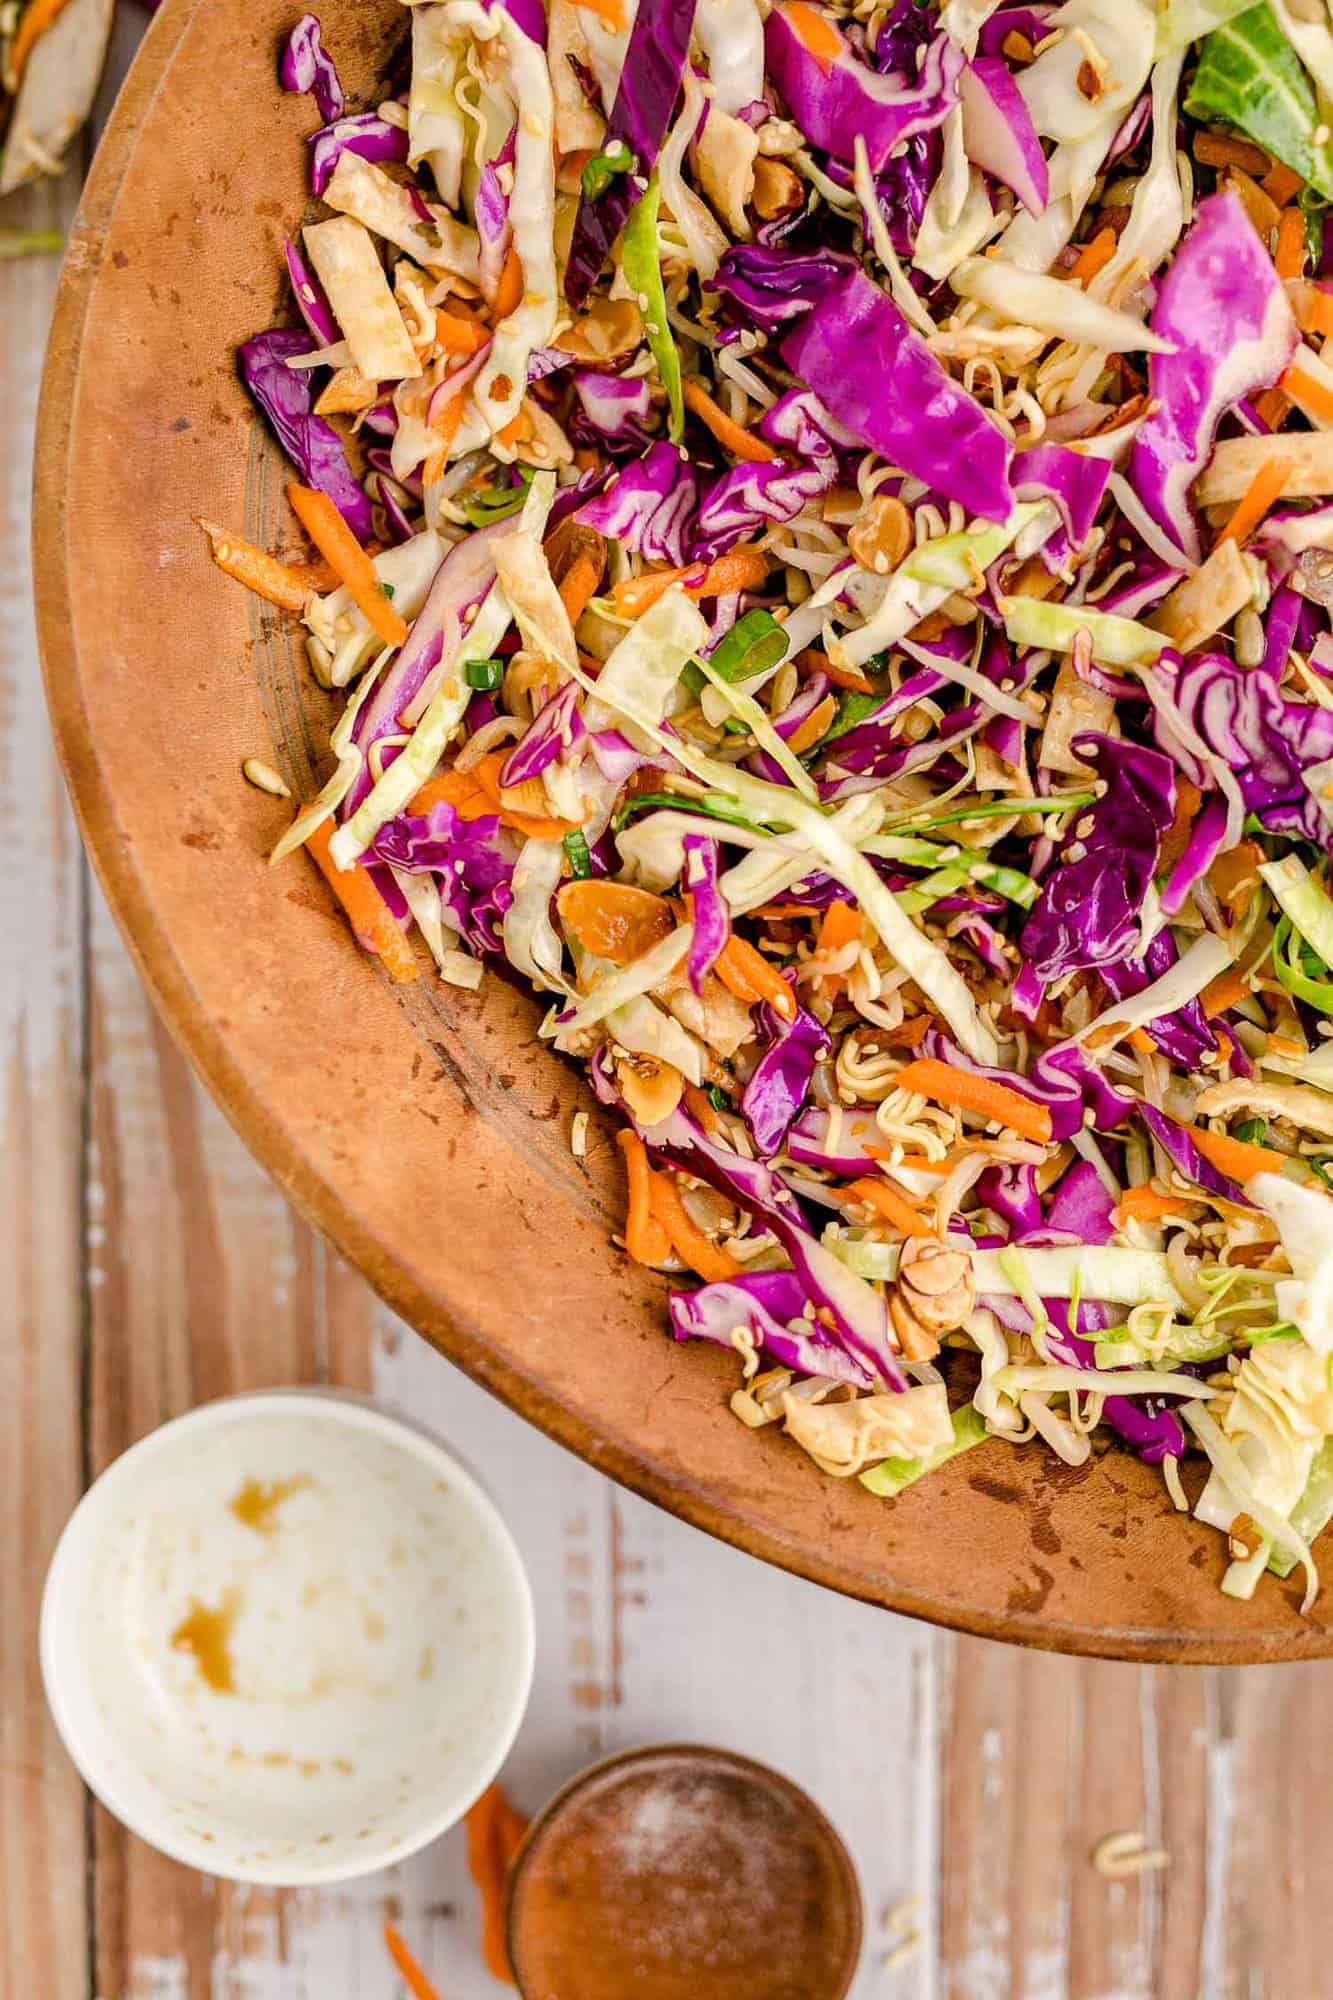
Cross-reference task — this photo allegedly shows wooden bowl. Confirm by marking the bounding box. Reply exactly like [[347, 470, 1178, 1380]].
[[36, 0, 1333, 1665]]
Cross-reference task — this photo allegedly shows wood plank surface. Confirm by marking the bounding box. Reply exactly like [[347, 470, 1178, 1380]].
[[5, 16, 1333, 2000]]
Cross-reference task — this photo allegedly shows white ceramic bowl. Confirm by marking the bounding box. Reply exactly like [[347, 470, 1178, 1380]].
[[41, 1391, 534, 1884]]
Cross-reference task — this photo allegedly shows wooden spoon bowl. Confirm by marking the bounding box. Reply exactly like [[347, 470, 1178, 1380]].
[[35, 0, 1333, 1663]]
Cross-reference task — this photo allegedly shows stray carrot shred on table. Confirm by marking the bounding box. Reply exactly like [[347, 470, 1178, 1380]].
[[304, 820, 420, 982], [196, 518, 314, 613], [464, 1782, 529, 1986], [384, 1922, 446, 2000]]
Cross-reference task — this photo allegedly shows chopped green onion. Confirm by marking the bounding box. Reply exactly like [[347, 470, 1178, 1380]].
[[704, 610, 789, 684], [707, 1083, 731, 1112], [820, 690, 884, 746], [614, 791, 762, 834], [621, 173, 684, 442], [887, 793, 1095, 832], [581, 139, 635, 202], [461, 468, 534, 528], [464, 657, 505, 691], [1235, 1118, 1268, 1146], [381, 583, 396, 600], [562, 828, 593, 878]]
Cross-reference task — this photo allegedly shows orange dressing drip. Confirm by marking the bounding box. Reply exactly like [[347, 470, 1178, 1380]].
[[228, 1474, 311, 1535], [170, 1595, 239, 1694]]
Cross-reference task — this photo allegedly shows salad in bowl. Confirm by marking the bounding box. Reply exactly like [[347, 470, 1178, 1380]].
[[208, 0, 1333, 1608]]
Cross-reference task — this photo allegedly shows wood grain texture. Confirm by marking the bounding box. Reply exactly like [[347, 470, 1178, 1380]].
[[6, 13, 1333, 1999]]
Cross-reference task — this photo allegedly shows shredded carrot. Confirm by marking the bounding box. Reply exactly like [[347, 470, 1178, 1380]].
[[681, 379, 778, 463], [1251, 386, 1291, 430], [497, 408, 527, 449], [494, 244, 525, 321], [430, 393, 467, 460], [197, 519, 313, 613], [1193, 129, 1272, 174], [1263, 162, 1304, 206], [435, 310, 489, 357], [409, 767, 494, 820], [305, 820, 421, 982], [422, 447, 449, 487], [4, 0, 72, 87], [618, 1130, 672, 1266], [610, 548, 773, 619], [558, 549, 604, 627], [384, 1923, 445, 2000], [1114, 1186, 1200, 1226], [1200, 968, 1250, 1017], [1157, 776, 1202, 878], [465, 1783, 527, 1986], [891, 1057, 1053, 1145], [846, 1176, 932, 1236], [820, 656, 876, 693], [1215, 453, 1294, 547], [682, 1081, 721, 1132], [814, 900, 861, 997], [1280, 363, 1333, 427], [650, 1170, 741, 1281], [1070, 226, 1118, 285], [1128, 1028, 1156, 1058], [286, 484, 408, 648], [782, 0, 844, 70], [1276, 207, 1308, 281], [714, 934, 798, 1020], [1179, 1119, 1288, 1186]]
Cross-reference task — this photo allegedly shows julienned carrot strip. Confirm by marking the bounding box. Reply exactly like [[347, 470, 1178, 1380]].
[[610, 548, 772, 618], [1263, 162, 1304, 206], [435, 310, 489, 357], [714, 934, 798, 1019], [1215, 453, 1294, 546], [891, 1057, 1053, 1144], [1276, 207, 1307, 281], [1180, 1120, 1287, 1185], [465, 1782, 527, 1985], [305, 820, 421, 982], [383, 1923, 446, 2000], [618, 1130, 672, 1266], [494, 244, 524, 321], [1200, 968, 1250, 1017], [197, 519, 313, 612], [681, 379, 779, 464], [1251, 386, 1291, 430], [650, 1170, 741, 1281], [1281, 364, 1333, 427], [815, 900, 860, 996], [286, 484, 409, 649], [558, 550, 603, 626], [1115, 1186, 1200, 1225], [783, 0, 844, 70], [682, 1081, 721, 1132], [1070, 226, 1117, 285], [5, 0, 71, 87], [810, 651, 874, 693], [1193, 130, 1272, 174], [786, 694, 838, 756], [408, 767, 494, 820], [846, 1176, 932, 1237]]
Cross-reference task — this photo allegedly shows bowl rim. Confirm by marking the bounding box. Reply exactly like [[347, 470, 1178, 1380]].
[[33, 0, 1333, 1669], [39, 1389, 536, 1885]]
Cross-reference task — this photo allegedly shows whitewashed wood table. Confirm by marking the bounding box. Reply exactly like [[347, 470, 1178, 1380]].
[[5, 20, 1332, 1997]]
